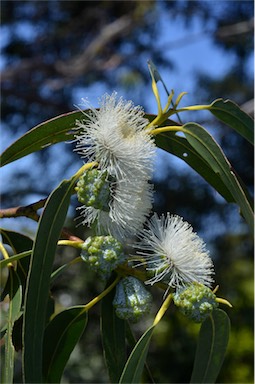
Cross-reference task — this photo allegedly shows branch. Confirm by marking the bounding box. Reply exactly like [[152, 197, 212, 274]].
[[0, 199, 83, 242], [0, 198, 46, 221]]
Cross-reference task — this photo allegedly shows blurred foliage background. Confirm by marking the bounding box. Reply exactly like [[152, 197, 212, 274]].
[[1, 1, 254, 383]]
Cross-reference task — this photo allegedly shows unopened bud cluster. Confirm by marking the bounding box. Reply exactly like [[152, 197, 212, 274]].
[[80, 236, 126, 280], [173, 282, 218, 323], [76, 169, 111, 211]]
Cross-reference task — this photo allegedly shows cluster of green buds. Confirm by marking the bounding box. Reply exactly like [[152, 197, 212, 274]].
[[80, 235, 126, 280], [76, 169, 111, 211], [113, 276, 153, 322], [173, 282, 219, 323]]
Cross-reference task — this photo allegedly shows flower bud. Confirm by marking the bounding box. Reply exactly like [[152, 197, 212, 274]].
[[80, 236, 126, 279], [113, 276, 152, 322], [173, 282, 218, 323], [76, 169, 111, 211]]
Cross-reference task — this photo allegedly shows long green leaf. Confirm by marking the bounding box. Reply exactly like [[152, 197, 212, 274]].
[[42, 306, 88, 383], [119, 324, 155, 383], [0, 250, 32, 269], [22, 177, 75, 383], [0, 110, 86, 167], [101, 280, 126, 383], [155, 131, 234, 203], [190, 309, 230, 383], [3, 268, 22, 384], [183, 122, 254, 231], [208, 98, 254, 145]]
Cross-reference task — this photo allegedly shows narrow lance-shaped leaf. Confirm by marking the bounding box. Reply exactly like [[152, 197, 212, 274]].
[[155, 131, 234, 203], [101, 279, 126, 383], [208, 98, 254, 145], [183, 122, 253, 232], [119, 324, 155, 384], [3, 268, 22, 384], [22, 177, 76, 383], [43, 306, 88, 383], [190, 309, 230, 383], [119, 294, 172, 383], [0, 110, 86, 167]]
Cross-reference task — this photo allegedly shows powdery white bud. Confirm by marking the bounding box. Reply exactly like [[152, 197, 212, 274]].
[[80, 236, 126, 280], [113, 276, 153, 322], [173, 282, 219, 322], [135, 213, 214, 291]]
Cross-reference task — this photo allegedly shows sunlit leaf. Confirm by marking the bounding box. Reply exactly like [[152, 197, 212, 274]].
[[208, 98, 254, 145], [101, 278, 126, 383], [22, 177, 75, 383], [43, 306, 88, 383], [190, 309, 230, 383]]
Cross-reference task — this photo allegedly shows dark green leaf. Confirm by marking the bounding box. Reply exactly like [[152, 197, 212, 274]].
[[3, 268, 22, 384], [155, 131, 234, 203], [43, 306, 88, 383], [0, 229, 33, 295], [119, 324, 155, 384], [0, 110, 86, 166], [22, 177, 75, 383], [183, 122, 253, 231], [101, 279, 126, 383], [190, 309, 230, 383], [209, 98, 254, 145]]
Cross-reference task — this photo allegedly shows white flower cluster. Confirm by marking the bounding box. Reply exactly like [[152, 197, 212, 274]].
[[75, 92, 155, 240], [75, 92, 214, 291]]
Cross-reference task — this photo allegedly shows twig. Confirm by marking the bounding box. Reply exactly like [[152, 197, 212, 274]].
[[0, 198, 83, 242]]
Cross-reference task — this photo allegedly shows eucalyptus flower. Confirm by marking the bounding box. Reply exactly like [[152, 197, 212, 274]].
[[75, 92, 155, 180], [135, 213, 214, 290]]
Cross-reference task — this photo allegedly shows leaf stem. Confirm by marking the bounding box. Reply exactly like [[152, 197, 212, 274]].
[[151, 126, 182, 135], [81, 275, 121, 313], [153, 293, 172, 326], [58, 240, 84, 248]]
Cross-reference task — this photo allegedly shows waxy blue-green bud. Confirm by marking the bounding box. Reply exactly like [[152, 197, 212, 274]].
[[113, 276, 152, 322], [80, 236, 126, 279], [173, 282, 218, 323], [76, 169, 111, 211]]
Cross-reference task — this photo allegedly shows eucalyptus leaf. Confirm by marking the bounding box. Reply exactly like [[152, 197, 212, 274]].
[[0, 110, 86, 166], [119, 324, 155, 384], [43, 306, 88, 383], [101, 279, 126, 383], [190, 309, 230, 383], [183, 122, 253, 231], [208, 98, 254, 145], [22, 177, 75, 383], [3, 268, 22, 384], [155, 131, 234, 203]]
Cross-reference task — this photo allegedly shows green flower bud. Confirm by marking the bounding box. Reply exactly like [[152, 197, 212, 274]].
[[76, 169, 111, 211], [81, 236, 126, 279], [113, 276, 152, 322], [173, 282, 218, 323]]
